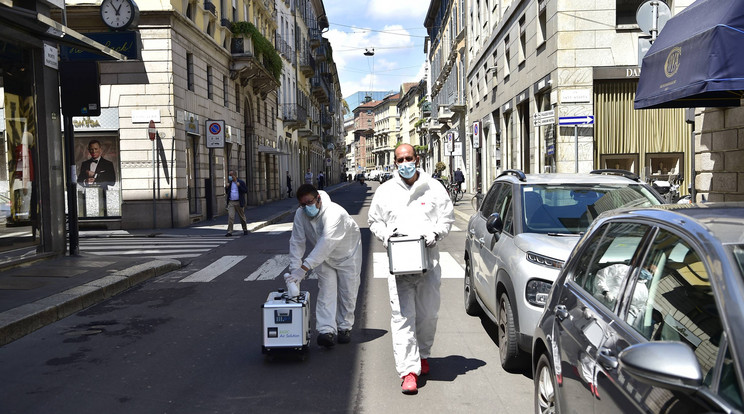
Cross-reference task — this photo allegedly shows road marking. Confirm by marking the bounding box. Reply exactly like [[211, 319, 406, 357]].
[[180, 255, 246, 283], [371, 252, 464, 279], [252, 223, 294, 234], [244, 254, 291, 281]]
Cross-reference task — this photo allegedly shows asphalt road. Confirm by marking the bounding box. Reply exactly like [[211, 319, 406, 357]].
[[0, 182, 533, 413]]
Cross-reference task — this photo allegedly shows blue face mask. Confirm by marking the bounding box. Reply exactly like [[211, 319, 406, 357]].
[[398, 162, 417, 179], [228, 176, 233, 182], [303, 203, 320, 218]]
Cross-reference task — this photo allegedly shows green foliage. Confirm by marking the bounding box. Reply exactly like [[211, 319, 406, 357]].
[[435, 161, 447, 175], [414, 145, 428, 154], [414, 118, 426, 128], [231, 21, 282, 83]]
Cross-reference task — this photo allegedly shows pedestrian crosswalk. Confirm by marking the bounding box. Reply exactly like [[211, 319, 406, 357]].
[[79, 235, 230, 260], [166, 251, 464, 284]]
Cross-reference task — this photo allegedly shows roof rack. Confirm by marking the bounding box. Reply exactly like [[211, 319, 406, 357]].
[[497, 169, 527, 182], [590, 169, 640, 182]]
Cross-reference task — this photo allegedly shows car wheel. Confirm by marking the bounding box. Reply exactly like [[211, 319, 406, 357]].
[[498, 293, 522, 370], [534, 353, 559, 414], [464, 259, 482, 316]]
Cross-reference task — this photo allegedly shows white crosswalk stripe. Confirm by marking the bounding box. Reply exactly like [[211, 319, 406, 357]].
[[180, 255, 247, 283], [371, 252, 464, 278], [79, 236, 229, 260]]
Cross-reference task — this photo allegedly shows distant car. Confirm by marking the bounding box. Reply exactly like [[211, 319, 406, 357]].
[[0, 193, 10, 224], [464, 169, 663, 370], [380, 172, 393, 182], [532, 203, 744, 414]]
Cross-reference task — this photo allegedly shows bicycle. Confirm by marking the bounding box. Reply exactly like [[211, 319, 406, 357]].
[[446, 182, 464, 203]]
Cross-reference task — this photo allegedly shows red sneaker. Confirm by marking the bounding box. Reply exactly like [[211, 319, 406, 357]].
[[401, 373, 418, 394], [421, 358, 430, 375]]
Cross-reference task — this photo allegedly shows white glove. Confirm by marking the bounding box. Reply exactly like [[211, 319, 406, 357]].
[[285, 268, 306, 284], [424, 232, 438, 247]]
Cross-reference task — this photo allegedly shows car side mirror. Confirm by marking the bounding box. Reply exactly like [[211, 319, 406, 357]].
[[486, 213, 503, 235], [619, 342, 703, 392]]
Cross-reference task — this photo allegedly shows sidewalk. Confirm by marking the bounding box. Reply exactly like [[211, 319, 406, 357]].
[[0, 182, 478, 346]]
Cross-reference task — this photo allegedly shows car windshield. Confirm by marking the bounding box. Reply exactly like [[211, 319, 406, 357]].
[[521, 184, 661, 234], [733, 245, 744, 279]]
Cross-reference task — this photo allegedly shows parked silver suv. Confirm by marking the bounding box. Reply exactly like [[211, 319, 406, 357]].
[[464, 169, 663, 370]]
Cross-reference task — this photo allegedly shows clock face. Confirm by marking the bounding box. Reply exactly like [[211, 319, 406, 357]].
[[100, 0, 137, 29]]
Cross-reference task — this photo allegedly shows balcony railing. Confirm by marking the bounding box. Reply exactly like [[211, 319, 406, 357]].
[[204, 0, 216, 14], [299, 52, 315, 77]]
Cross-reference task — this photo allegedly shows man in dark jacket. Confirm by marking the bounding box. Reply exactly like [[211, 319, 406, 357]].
[[77, 139, 117, 186], [225, 170, 248, 236]]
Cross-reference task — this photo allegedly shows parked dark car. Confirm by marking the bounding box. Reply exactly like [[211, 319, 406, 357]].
[[464, 169, 663, 370], [532, 203, 744, 413]]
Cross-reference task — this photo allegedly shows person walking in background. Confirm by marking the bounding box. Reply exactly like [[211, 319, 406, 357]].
[[368, 143, 455, 394], [317, 171, 325, 190], [304, 168, 313, 185], [286, 171, 292, 197], [225, 170, 248, 237], [453, 167, 465, 192], [285, 184, 362, 348]]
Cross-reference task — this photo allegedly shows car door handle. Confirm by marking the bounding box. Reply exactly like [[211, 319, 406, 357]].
[[597, 347, 618, 370], [555, 304, 569, 321], [477, 237, 485, 246]]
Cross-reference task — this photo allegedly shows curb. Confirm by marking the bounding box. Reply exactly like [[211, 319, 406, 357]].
[[0, 258, 181, 346]]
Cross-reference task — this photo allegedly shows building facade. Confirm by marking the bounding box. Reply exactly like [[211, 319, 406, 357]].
[[464, 0, 693, 196]]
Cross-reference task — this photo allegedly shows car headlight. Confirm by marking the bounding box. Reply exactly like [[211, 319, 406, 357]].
[[526, 251, 564, 269], [526, 279, 553, 307]]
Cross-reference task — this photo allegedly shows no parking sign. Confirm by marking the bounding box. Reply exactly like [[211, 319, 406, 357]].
[[206, 120, 225, 148]]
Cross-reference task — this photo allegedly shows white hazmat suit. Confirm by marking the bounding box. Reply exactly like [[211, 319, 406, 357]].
[[368, 170, 454, 377], [289, 191, 362, 335]]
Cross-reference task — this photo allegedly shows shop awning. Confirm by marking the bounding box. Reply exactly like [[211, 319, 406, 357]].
[[0, 4, 126, 61], [257, 144, 287, 155], [634, 0, 744, 109]]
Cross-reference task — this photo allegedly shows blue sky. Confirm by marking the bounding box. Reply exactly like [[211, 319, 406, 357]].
[[323, 0, 431, 100]]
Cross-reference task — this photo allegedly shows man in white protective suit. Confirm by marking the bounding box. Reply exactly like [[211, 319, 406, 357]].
[[285, 184, 362, 348], [368, 143, 454, 395]]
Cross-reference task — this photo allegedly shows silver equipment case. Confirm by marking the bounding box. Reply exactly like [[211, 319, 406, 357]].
[[262, 290, 311, 355], [387, 235, 429, 275]]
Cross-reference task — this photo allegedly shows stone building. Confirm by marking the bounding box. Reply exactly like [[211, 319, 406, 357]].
[[370, 92, 400, 171], [424, 0, 467, 184], [464, 0, 694, 195]]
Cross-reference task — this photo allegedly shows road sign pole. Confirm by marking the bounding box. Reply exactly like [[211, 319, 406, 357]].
[[152, 137, 156, 229], [575, 125, 579, 173]]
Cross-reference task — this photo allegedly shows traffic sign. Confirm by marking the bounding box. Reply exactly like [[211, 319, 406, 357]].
[[205, 120, 225, 148], [533, 110, 555, 127], [558, 115, 594, 126], [148, 120, 157, 141]]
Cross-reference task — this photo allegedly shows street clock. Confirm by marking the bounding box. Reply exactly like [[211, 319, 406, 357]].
[[100, 0, 140, 30]]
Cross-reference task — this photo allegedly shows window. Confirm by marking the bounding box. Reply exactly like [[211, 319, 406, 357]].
[[503, 36, 511, 79], [236, 84, 240, 111], [207, 66, 213, 100], [617, 0, 644, 27], [264, 102, 268, 127], [537, 5, 547, 46], [571, 222, 648, 310], [518, 16, 526, 64], [625, 229, 723, 387], [223, 75, 229, 107], [187, 53, 194, 92], [257, 97, 261, 124]]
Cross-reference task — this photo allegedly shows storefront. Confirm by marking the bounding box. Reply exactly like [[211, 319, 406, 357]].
[[0, 1, 124, 261]]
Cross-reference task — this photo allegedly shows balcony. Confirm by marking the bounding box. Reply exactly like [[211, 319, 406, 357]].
[[311, 76, 330, 103], [281, 103, 307, 130], [315, 45, 328, 62], [230, 32, 279, 97], [220, 18, 231, 28], [204, 0, 216, 15], [309, 27, 321, 49], [437, 106, 453, 123], [321, 112, 332, 128], [299, 52, 315, 77], [274, 33, 295, 64]]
